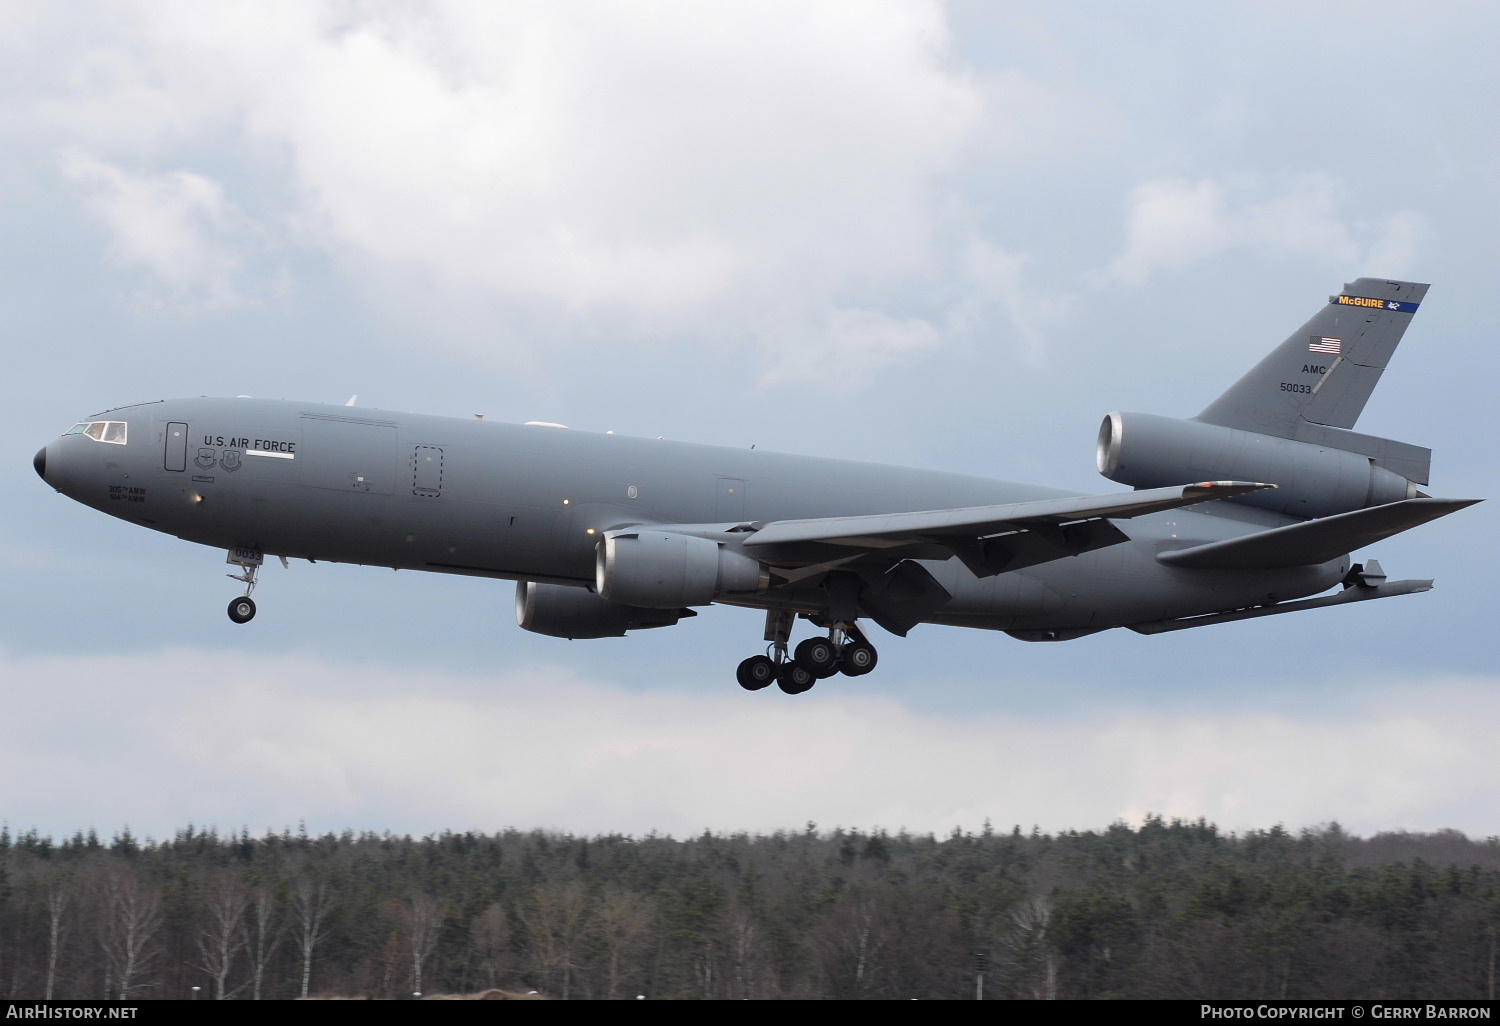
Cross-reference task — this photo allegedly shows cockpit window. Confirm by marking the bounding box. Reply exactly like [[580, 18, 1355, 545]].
[[67, 421, 128, 444]]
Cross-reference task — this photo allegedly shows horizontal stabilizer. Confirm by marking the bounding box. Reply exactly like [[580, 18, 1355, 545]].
[[1158, 497, 1479, 570]]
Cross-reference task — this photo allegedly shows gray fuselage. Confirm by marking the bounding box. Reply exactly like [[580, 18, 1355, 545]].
[[36, 397, 1347, 635]]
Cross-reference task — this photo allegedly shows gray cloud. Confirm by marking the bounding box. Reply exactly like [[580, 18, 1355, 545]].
[[1099, 175, 1427, 287], [15, 1, 992, 380], [61, 153, 256, 311]]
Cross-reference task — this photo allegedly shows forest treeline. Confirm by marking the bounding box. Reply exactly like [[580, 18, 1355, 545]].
[[0, 819, 1497, 1000]]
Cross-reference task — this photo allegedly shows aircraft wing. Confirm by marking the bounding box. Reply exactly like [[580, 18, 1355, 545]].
[[742, 481, 1273, 578]]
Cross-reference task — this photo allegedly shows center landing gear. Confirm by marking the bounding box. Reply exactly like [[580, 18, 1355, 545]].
[[735, 612, 878, 694]]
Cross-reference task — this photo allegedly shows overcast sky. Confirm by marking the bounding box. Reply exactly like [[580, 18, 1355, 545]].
[[1, 0, 1496, 842]]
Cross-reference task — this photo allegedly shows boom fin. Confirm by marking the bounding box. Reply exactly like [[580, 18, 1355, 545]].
[[1127, 577, 1435, 634]]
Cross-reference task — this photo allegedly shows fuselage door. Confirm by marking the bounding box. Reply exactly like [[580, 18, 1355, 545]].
[[716, 477, 746, 522], [164, 422, 188, 472], [413, 446, 444, 497], [300, 416, 397, 492]]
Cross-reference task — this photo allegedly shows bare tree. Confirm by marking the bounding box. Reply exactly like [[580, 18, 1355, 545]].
[[246, 887, 281, 1000], [98, 868, 161, 1000], [811, 891, 886, 999], [44, 882, 69, 1000], [469, 903, 511, 991], [721, 903, 765, 1000], [692, 938, 718, 1000], [402, 894, 443, 996], [1483, 890, 1500, 1004], [521, 882, 591, 999], [194, 873, 250, 999], [289, 878, 333, 999], [1004, 894, 1058, 1000], [1490, 922, 1497, 1002], [594, 889, 653, 1000]]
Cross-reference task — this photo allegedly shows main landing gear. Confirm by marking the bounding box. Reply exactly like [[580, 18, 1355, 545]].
[[736, 611, 878, 695]]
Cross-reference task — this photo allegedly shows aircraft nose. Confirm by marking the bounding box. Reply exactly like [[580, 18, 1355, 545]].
[[33, 446, 46, 481]]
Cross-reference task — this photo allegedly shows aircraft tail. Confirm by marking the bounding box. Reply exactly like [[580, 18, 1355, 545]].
[[1096, 276, 1457, 518], [1195, 277, 1431, 483]]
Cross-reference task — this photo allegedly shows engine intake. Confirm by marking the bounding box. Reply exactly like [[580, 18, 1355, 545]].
[[597, 530, 768, 608], [516, 582, 690, 639], [1097, 412, 1416, 519]]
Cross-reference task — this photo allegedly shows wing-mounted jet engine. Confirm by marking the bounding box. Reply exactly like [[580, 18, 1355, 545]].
[[595, 528, 769, 607], [34, 278, 1478, 696], [515, 581, 696, 639]]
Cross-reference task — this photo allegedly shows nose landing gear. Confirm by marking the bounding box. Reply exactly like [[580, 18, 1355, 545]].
[[225, 548, 264, 624], [736, 611, 877, 694]]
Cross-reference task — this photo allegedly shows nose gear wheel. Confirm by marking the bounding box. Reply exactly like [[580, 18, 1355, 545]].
[[227, 596, 257, 624]]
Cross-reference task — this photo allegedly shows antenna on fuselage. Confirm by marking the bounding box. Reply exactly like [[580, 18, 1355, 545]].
[[344, 395, 358, 407]]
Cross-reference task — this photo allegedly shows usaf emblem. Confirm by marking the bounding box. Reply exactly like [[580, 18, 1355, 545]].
[[194, 447, 217, 470], [220, 449, 242, 472]]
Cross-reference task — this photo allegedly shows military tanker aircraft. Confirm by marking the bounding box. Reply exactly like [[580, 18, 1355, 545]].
[[34, 277, 1476, 694]]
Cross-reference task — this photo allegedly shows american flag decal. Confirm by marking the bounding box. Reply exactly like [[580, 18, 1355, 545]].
[[1309, 336, 1342, 355]]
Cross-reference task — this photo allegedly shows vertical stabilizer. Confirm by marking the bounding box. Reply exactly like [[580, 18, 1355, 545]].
[[1197, 278, 1429, 436]]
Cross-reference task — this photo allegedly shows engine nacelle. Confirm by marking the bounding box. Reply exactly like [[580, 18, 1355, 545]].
[[596, 529, 768, 608], [515, 581, 689, 639], [1097, 412, 1417, 519]]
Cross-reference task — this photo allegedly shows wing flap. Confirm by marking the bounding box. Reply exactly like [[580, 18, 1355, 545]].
[[1157, 497, 1479, 570]]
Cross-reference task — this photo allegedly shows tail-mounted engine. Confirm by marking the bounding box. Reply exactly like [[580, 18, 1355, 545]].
[[1097, 412, 1418, 519]]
